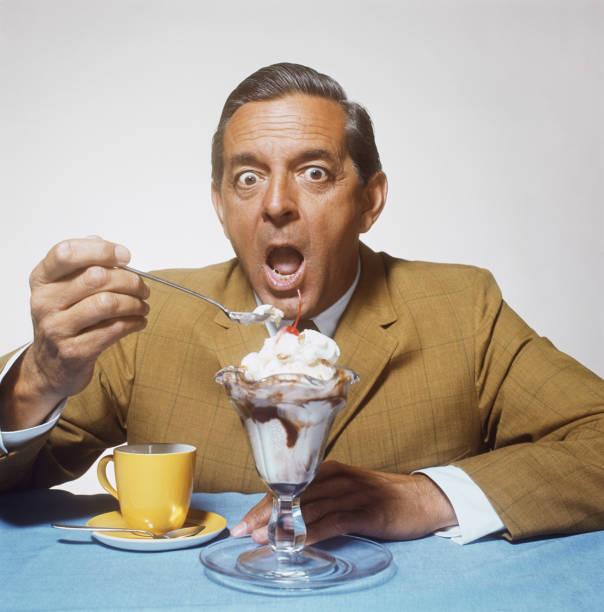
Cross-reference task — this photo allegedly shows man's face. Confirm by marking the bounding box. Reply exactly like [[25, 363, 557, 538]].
[[212, 94, 385, 319]]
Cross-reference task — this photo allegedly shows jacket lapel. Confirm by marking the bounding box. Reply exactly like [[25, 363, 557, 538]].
[[328, 244, 398, 448]]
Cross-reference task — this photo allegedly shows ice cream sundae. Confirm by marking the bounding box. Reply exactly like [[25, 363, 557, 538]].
[[215, 293, 358, 497], [214, 292, 359, 578]]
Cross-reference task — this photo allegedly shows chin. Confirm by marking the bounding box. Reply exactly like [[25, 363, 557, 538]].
[[265, 291, 315, 321]]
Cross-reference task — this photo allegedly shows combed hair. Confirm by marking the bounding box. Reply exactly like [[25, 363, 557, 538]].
[[211, 63, 381, 186]]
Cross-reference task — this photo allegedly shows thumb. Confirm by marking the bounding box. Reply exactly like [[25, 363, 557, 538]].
[[230, 492, 272, 537]]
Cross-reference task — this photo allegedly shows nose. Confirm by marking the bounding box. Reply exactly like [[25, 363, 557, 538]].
[[261, 174, 298, 226]]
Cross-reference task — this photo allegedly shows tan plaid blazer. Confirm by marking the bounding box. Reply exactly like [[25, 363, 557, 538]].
[[1, 244, 603, 541]]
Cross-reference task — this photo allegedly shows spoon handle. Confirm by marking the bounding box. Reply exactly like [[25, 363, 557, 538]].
[[121, 265, 229, 315], [51, 522, 155, 537]]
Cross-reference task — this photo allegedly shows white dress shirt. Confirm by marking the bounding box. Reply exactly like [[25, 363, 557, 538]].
[[0, 261, 504, 543]]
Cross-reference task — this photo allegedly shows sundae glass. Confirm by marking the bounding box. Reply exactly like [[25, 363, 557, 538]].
[[203, 297, 392, 589], [214, 364, 358, 579]]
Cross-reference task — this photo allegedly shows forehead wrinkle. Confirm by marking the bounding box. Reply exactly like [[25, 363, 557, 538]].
[[225, 124, 347, 168], [223, 95, 350, 171], [227, 118, 343, 145]]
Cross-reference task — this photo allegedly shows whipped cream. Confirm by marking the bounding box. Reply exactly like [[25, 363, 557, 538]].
[[241, 328, 340, 381], [252, 304, 284, 326]]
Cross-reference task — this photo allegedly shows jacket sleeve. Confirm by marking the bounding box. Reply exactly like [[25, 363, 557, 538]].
[[0, 334, 136, 492], [453, 269, 604, 540]]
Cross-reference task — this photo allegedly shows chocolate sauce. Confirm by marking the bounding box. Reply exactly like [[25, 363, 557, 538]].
[[233, 395, 345, 448], [221, 368, 355, 449], [241, 401, 300, 447]]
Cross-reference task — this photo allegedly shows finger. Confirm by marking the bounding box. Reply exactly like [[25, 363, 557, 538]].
[[53, 316, 149, 362], [30, 238, 131, 286], [81, 315, 148, 351], [305, 507, 374, 546], [310, 460, 369, 487], [301, 489, 368, 527], [231, 493, 272, 537], [250, 507, 373, 547], [250, 525, 269, 544], [250, 491, 374, 546], [32, 266, 150, 314], [45, 293, 150, 337], [304, 462, 396, 505], [302, 472, 368, 505], [311, 460, 351, 483]]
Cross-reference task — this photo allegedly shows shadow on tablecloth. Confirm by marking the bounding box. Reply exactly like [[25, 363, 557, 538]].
[[0, 488, 118, 526]]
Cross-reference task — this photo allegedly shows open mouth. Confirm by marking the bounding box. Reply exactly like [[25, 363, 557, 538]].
[[265, 246, 305, 289]]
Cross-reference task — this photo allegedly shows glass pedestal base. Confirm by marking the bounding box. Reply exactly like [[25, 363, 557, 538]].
[[200, 535, 394, 594], [237, 544, 335, 579]]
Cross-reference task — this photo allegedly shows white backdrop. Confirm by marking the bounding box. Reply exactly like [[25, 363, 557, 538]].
[[2, 1, 602, 382]]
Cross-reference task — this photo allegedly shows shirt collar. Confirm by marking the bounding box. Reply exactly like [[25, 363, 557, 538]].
[[257, 257, 361, 338]]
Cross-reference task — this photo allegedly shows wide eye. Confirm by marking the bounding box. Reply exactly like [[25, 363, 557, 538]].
[[236, 171, 259, 187], [303, 167, 327, 181]]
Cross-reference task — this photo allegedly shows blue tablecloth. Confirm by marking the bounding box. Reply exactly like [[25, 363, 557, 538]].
[[1, 489, 602, 611]]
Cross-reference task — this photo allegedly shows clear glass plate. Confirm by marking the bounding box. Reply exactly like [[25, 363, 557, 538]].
[[199, 535, 394, 594]]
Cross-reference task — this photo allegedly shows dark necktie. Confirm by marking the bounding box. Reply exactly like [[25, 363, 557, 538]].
[[298, 319, 319, 333]]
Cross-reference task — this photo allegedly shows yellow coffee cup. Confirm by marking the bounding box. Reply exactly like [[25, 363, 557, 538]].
[[97, 443, 196, 535]]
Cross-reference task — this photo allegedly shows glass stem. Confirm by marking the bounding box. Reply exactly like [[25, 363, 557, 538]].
[[267, 494, 306, 553]]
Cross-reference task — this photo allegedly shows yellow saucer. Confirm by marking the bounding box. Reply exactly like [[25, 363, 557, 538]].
[[87, 509, 226, 552]]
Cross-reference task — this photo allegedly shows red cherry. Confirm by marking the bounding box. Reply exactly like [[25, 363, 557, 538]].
[[283, 289, 302, 335]]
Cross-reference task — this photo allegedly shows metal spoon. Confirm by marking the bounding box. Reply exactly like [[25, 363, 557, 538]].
[[121, 265, 282, 325], [51, 522, 206, 540]]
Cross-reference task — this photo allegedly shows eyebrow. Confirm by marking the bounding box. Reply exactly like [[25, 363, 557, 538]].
[[227, 148, 343, 170], [228, 153, 262, 168], [295, 148, 340, 165]]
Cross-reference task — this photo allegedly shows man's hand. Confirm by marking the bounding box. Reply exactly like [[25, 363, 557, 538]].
[[231, 460, 458, 544], [0, 236, 150, 431]]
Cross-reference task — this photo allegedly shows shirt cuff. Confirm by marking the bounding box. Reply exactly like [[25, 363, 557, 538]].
[[0, 343, 66, 454], [415, 465, 505, 545]]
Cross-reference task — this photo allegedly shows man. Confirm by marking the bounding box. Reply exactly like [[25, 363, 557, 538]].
[[1, 63, 603, 547]]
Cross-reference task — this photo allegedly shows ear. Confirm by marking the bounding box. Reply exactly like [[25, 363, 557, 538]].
[[359, 171, 388, 233], [211, 182, 231, 241]]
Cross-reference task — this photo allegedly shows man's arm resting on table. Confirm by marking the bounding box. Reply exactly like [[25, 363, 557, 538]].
[[232, 460, 504, 545], [416, 465, 505, 544]]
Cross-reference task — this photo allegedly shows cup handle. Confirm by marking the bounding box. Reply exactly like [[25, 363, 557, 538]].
[[97, 455, 118, 499]]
